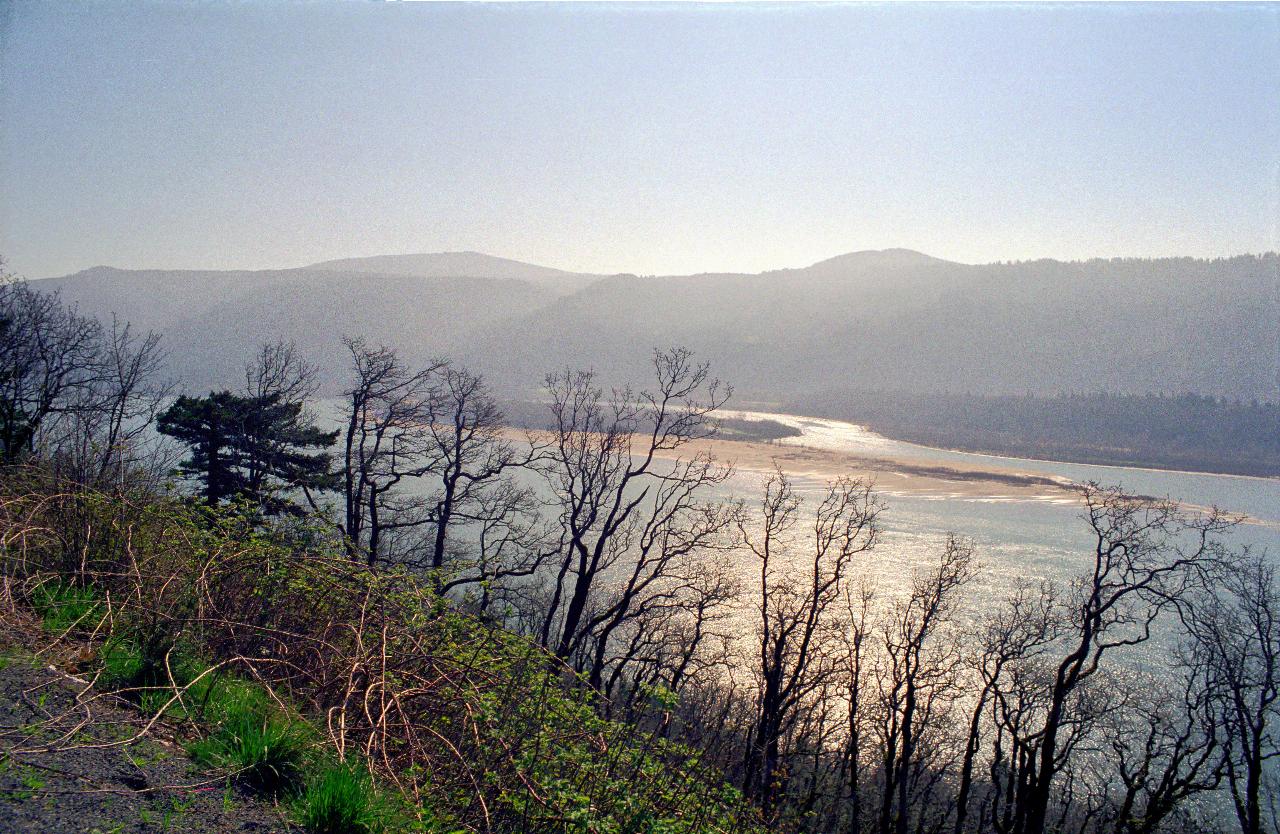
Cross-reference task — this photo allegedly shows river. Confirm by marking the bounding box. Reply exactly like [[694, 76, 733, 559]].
[[711, 409, 1280, 651]]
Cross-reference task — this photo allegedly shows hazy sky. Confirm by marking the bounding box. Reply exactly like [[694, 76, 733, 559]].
[[2, 2, 1277, 278]]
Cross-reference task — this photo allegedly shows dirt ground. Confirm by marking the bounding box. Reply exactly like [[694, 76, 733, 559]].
[[0, 623, 300, 833]]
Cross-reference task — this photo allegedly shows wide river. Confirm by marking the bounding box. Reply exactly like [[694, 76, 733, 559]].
[[320, 397, 1279, 629], [709, 410, 1280, 643]]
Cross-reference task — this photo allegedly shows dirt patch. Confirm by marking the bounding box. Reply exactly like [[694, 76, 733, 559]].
[[0, 639, 301, 833]]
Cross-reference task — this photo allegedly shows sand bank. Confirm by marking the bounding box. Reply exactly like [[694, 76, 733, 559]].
[[502, 428, 1078, 501]]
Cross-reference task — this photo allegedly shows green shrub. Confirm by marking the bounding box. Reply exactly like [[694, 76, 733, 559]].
[[4, 482, 767, 834]]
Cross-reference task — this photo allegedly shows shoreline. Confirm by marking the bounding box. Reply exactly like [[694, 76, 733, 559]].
[[500, 426, 1277, 529], [851, 431, 1280, 483], [503, 427, 1080, 501], [781, 411, 1280, 481], [724, 407, 1280, 482], [692, 435, 1075, 494]]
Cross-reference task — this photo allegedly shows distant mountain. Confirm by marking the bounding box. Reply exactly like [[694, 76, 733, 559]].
[[787, 247, 947, 274], [31, 250, 1280, 403], [306, 251, 605, 295], [461, 251, 1279, 403], [34, 263, 559, 391]]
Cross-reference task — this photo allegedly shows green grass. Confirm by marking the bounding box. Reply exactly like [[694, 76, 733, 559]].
[[29, 581, 101, 635], [189, 675, 273, 723], [294, 761, 461, 834], [296, 761, 390, 834], [186, 686, 309, 795], [86, 636, 313, 799], [97, 638, 184, 697], [97, 637, 211, 718]]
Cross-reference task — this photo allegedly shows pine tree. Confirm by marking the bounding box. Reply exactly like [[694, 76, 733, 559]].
[[158, 390, 337, 513]]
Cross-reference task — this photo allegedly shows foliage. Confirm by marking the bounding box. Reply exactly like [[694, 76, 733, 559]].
[[157, 390, 338, 512], [0, 476, 767, 834]]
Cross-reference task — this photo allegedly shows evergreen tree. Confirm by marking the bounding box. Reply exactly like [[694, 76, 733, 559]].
[[158, 390, 337, 513]]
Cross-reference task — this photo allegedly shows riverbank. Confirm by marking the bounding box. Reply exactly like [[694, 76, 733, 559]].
[[784, 391, 1280, 479], [503, 427, 1079, 502]]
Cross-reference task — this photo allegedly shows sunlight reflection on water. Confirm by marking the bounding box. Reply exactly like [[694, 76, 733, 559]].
[[711, 410, 1280, 668]]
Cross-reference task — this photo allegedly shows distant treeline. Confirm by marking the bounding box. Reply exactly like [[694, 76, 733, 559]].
[[788, 390, 1280, 477]]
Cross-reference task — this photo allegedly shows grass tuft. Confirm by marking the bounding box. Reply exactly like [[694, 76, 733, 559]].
[[296, 761, 389, 834], [187, 688, 308, 795], [30, 581, 101, 635]]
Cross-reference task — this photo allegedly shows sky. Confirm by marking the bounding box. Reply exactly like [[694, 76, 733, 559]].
[[1, 1, 1277, 279]]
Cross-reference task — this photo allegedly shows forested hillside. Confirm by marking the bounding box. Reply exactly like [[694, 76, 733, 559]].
[[36, 262, 560, 390], [34, 251, 1279, 403], [789, 391, 1280, 476]]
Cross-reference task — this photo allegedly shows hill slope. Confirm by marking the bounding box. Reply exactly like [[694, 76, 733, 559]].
[[306, 251, 605, 295], [463, 252, 1279, 403], [35, 264, 558, 390], [31, 251, 1279, 402]]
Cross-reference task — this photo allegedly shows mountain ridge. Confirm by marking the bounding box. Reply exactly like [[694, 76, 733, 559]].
[[304, 251, 606, 295], [38, 246, 1280, 284], [26, 250, 1279, 403]]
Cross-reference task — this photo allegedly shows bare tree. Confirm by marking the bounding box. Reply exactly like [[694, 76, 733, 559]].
[[1, 274, 170, 485], [439, 478, 549, 616], [740, 469, 881, 818], [244, 339, 321, 404], [873, 535, 974, 834], [0, 277, 105, 463], [1106, 664, 1224, 834], [337, 337, 443, 564], [1008, 483, 1236, 834], [955, 580, 1061, 834], [44, 316, 172, 487], [1190, 549, 1279, 834], [422, 364, 542, 583], [237, 340, 336, 511], [535, 347, 733, 683], [338, 338, 545, 583], [835, 579, 877, 834]]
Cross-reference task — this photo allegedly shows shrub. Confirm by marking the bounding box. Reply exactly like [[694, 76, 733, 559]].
[[1, 477, 767, 833]]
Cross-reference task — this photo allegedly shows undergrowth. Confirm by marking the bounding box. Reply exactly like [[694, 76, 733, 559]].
[[186, 691, 309, 795], [296, 760, 410, 834], [0, 475, 765, 834], [29, 580, 101, 635]]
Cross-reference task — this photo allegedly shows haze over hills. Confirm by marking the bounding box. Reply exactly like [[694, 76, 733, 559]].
[[306, 251, 606, 296], [460, 250, 1279, 404], [34, 260, 561, 389], [30, 250, 1280, 404]]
